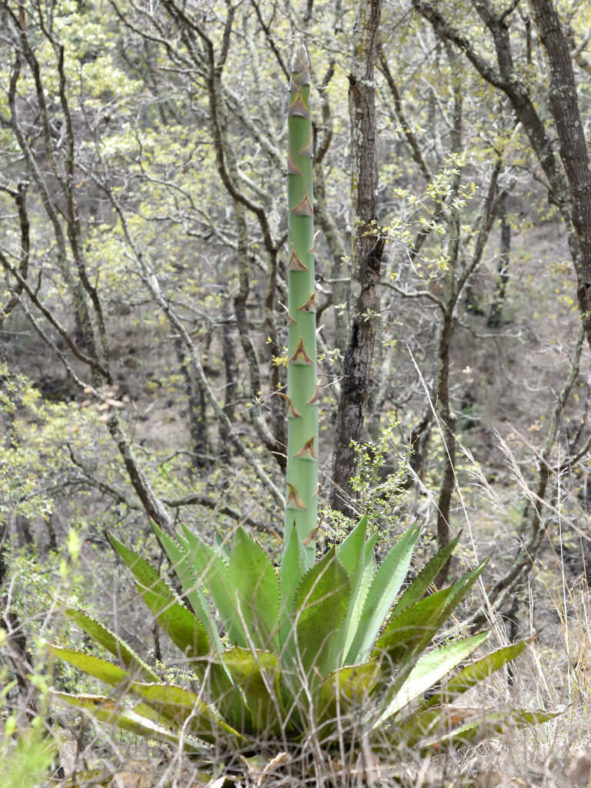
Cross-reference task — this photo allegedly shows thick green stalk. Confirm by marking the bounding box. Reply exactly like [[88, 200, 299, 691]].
[[285, 44, 317, 563]]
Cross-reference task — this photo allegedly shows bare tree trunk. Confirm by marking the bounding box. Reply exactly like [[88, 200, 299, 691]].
[[488, 202, 510, 328], [330, 0, 384, 516], [434, 309, 456, 558], [407, 408, 433, 486], [219, 290, 238, 464], [264, 247, 287, 472], [529, 0, 591, 328], [315, 162, 349, 357], [0, 528, 36, 718], [174, 337, 209, 470]]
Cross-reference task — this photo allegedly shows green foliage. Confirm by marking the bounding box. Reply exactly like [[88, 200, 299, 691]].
[[0, 724, 55, 788], [49, 519, 553, 756]]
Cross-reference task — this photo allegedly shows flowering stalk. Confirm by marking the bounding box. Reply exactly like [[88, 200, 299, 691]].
[[284, 44, 318, 564]]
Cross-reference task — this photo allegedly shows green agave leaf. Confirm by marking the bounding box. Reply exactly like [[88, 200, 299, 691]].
[[372, 561, 488, 698], [152, 523, 221, 652], [152, 526, 240, 699], [316, 660, 380, 732], [375, 586, 456, 666], [375, 630, 489, 727], [280, 520, 309, 645], [51, 648, 246, 746], [423, 639, 530, 711], [421, 707, 560, 752], [291, 550, 351, 679], [347, 526, 420, 664], [364, 533, 378, 566], [128, 680, 244, 745], [108, 533, 210, 662], [437, 560, 488, 622], [214, 528, 231, 561], [378, 559, 487, 669], [64, 609, 159, 683], [50, 646, 130, 688], [393, 534, 461, 616], [222, 647, 283, 735], [195, 659, 252, 734], [51, 692, 196, 750], [335, 515, 368, 578], [228, 527, 280, 650], [337, 518, 377, 666], [180, 524, 247, 648], [394, 640, 530, 746]]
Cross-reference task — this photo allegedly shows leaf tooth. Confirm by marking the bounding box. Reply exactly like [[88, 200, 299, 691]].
[[294, 436, 317, 460], [279, 301, 297, 323], [307, 383, 319, 404], [287, 156, 302, 175], [286, 482, 306, 509], [291, 47, 310, 88], [302, 524, 321, 546], [290, 337, 313, 364], [291, 195, 313, 217], [280, 392, 302, 418], [300, 136, 314, 159], [298, 293, 316, 312], [288, 94, 310, 118], [288, 249, 308, 271]]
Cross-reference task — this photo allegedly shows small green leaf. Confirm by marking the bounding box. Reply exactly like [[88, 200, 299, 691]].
[[64, 610, 158, 682], [348, 526, 420, 663], [108, 533, 210, 661], [229, 527, 280, 650]]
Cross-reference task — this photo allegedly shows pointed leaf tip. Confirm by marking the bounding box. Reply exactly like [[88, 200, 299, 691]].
[[291, 43, 310, 86], [293, 43, 309, 70]]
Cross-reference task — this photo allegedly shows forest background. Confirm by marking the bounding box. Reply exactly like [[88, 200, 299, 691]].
[[2, 0, 591, 784]]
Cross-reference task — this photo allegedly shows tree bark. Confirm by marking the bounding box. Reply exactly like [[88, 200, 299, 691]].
[[330, 0, 384, 516], [487, 202, 510, 328], [529, 0, 591, 322]]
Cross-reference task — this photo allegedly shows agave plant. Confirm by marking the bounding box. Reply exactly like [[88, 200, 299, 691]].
[[51, 522, 550, 755], [50, 44, 552, 763]]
